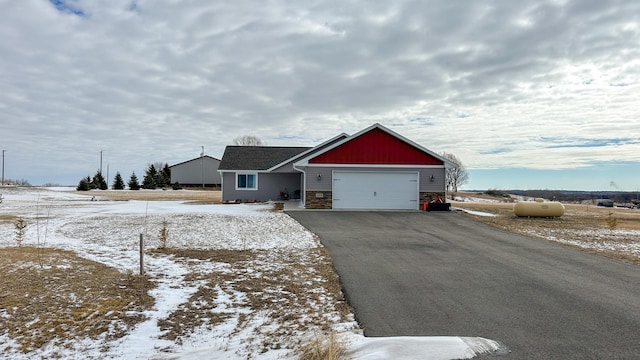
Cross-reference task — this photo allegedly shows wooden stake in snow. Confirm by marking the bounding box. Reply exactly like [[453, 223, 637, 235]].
[[139, 233, 144, 275]]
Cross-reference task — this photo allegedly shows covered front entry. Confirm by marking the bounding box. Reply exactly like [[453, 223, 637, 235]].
[[332, 171, 419, 210]]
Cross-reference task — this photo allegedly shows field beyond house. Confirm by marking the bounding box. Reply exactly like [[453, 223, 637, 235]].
[[451, 192, 640, 265], [77, 188, 223, 203]]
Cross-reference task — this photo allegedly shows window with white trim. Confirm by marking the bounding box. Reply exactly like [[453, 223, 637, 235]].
[[236, 173, 257, 190]]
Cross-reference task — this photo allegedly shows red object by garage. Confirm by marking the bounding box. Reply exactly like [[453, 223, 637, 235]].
[[309, 128, 443, 165]]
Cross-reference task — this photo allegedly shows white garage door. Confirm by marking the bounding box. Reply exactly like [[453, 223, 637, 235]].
[[332, 171, 419, 210]]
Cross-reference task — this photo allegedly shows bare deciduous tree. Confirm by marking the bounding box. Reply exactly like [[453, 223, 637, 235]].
[[233, 135, 266, 146], [441, 152, 469, 192]]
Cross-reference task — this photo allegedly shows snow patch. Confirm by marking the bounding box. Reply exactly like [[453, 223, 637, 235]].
[[454, 208, 498, 217], [347, 335, 507, 360], [0, 187, 505, 359]]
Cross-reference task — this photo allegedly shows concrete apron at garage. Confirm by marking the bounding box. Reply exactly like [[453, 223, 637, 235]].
[[286, 210, 640, 359], [281, 200, 428, 212]]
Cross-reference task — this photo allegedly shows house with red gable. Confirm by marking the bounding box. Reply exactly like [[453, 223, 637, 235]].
[[218, 123, 455, 209]]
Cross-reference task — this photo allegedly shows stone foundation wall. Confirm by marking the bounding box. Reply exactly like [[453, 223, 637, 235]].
[[305, 191, 333, 209], [305, 191, 444, 209]]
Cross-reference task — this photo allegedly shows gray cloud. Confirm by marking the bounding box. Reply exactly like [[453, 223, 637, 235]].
[[1, 0, 639, 186]]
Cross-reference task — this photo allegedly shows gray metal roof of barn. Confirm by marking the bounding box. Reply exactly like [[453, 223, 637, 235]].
[[218, 146, 311, 171]]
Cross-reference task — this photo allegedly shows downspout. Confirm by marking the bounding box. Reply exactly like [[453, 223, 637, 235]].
[[218, 170, 225, 201], [293, 164, 306, 208]]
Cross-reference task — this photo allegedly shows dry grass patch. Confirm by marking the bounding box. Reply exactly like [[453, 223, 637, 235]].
[[297, 332, 349, 360], [0, 247, 154, 354], [0, 214, 18, 224], [453, 201, 640, 265], [152, 247, 355, 353], [74, 189, 221, 203]]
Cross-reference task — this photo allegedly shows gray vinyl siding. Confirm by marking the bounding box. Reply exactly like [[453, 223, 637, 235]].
[[271, 162, 296, 173], [305, 167, 334, 191], [221, 172, 303, 202], [170, 157, 221, 186], [418, 167, 446, 192], [305, 166, 446, 192]]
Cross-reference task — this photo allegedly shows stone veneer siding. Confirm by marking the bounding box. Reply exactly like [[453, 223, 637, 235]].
[[305, 191, 333, 209]]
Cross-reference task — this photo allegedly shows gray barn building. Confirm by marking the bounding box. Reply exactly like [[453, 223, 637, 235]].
[[169, 155, 221, 187]]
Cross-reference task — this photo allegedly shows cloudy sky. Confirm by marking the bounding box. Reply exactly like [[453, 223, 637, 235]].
[[1, 0, 639, 190]]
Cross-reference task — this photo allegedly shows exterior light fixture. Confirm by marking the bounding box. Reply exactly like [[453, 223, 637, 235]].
[[316, 174, 322, 181], [430, 174, 435, 182]]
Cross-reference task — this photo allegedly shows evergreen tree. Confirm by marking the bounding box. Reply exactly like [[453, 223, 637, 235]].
[[155, 168, 167, 188], [77, 177, 90, 191], [151, 162, 171, 188], [142, 164, 157, 189], [92, 170, 108, 190], [156, 173, 168, 188], [112, 172, 125, 190], [161, 163, 171, 187], [128, 172, 141, 190], [85, 175, 96, 190]]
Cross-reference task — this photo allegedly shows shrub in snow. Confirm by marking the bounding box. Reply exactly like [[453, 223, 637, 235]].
[[606, 212, 618, 231], [159, 219, 169, 249], [297, 333, 348, 360], [76, 178, 90, 191], [14, 217, 27, 247]]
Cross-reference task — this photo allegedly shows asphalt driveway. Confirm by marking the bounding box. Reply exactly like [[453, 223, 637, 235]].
[[287, 211, 640, 359]]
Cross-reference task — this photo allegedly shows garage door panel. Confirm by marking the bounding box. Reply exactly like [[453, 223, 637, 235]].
[[333, 171, 418, 210]]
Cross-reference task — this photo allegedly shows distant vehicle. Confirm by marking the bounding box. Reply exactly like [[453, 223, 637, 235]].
[[596, 199, 614, 207]]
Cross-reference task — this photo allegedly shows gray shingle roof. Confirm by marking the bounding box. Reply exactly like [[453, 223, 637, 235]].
[[218, 146, 311, 171], [169, 155, 220, 168]]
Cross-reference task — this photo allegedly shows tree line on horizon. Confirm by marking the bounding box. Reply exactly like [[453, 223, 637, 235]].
[[74, 135, 262, 191], [507, 189, 640, 204], [76, 163, 182, 191]]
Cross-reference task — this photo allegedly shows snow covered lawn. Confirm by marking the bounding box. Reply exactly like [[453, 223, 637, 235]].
[[0, 187, 502, 359]]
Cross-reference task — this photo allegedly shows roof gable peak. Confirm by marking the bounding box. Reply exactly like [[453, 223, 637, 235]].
[[294, 123, 455, 167]]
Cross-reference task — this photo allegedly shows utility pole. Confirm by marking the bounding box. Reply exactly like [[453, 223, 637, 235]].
[[100, 150, 104, 174], [1, 149, 5, 186]]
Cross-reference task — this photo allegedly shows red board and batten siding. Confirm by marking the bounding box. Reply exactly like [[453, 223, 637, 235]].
[[309, 128, 443, 165]]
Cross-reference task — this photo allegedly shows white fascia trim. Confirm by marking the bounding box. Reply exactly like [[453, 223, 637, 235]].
[[333, 170, 421, 174], [303, 164, 446, 168], [266, 133, 349, 172], [372, 124, 457, 168], [219, 169, 271, 173], [293, 123, 456, 168]]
